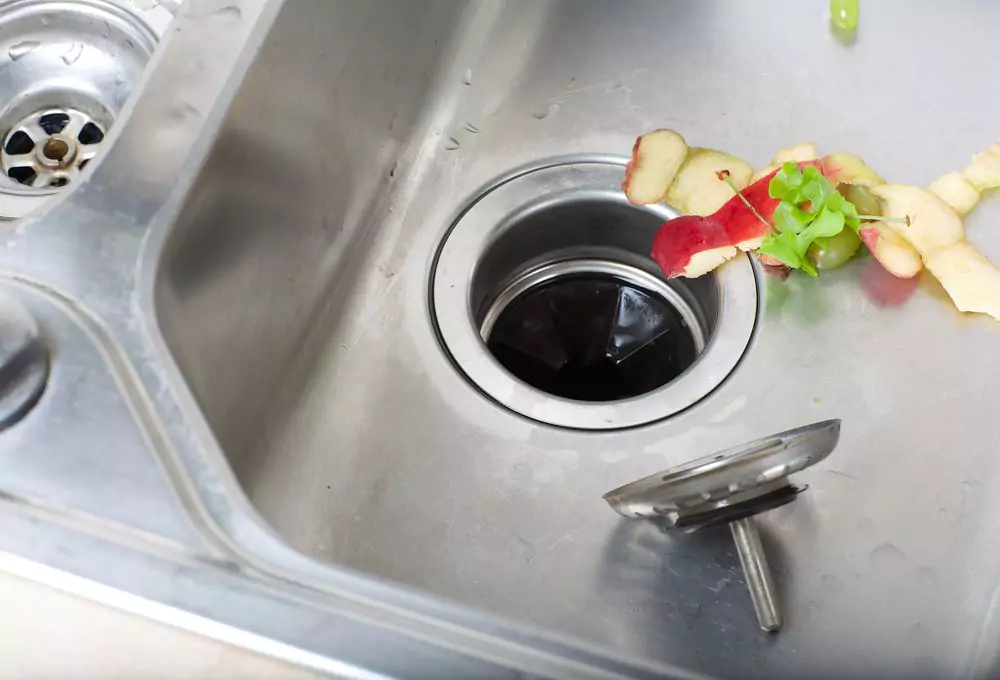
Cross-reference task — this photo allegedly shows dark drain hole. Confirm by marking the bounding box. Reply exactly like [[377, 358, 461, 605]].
[[77, 122, 104, 145], [38, 112, 69, 135], [486, 274, 699, 402], [4, 131, 33, 155], [7, 167, 35, 185]]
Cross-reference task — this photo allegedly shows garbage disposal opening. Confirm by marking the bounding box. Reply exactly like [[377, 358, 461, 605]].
[[431, 159, 758, 430], [473, 197, 716, 402]]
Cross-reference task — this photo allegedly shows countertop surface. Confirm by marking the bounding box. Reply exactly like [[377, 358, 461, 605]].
[[2, 571, 325, 680]]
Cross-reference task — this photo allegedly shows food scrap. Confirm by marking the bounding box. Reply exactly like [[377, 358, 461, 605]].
[[829, 0, 859, 43], [648, 165, 780, 278], [623, 128, 1000, 322], [830, 0, 859, 32]]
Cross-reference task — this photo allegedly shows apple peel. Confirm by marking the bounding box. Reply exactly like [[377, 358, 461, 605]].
[[859, 225, 922, 279], [929, 172, 980, 217], [622, 129, 688, 205], [771, 142, 819, 165], [651, 168, 781, 278], [924, 242, 1000, 321], [749, 164, 779, 184], [962, 143, 1000, 191], [820, 153, 884, 187], [870, 184, 964, 258], [748, 143, 818, 184], [871, 182, 1000, 321], [664, 148, 754, 216]]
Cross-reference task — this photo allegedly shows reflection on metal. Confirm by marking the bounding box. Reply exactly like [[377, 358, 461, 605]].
[[605, 419, 841, 631], [0, 293, 47, 428]]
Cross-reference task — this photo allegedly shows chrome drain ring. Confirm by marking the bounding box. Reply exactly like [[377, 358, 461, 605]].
[[431, 157, 760, 430]]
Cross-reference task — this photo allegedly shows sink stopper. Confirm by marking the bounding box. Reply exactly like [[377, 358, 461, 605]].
[[603, 419, 841, 632]]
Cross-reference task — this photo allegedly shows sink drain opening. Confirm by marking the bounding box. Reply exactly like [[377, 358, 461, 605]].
[[482, 261, 704, 402], [432, 159, 759, 430], [2, 108, 105, 188], [0, 0, 160, 218]]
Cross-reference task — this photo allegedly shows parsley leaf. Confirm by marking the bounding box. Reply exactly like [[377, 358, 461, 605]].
[[773, 201, 812, 234], [826, 191, 860, 231], [800, 166, 833, 214], [759, 232, 802, 270], [764, 161, 860, 276], [798, 206, 845, 244], [769, 162, 804, 201]]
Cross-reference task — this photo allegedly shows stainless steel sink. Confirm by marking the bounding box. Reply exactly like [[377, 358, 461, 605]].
[[6, 1, 1000, 678]]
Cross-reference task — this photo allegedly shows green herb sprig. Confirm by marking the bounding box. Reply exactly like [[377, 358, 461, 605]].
[[761, 162, 909, 276], [758, 163, 859, 276], [720, 162, 909, 277]]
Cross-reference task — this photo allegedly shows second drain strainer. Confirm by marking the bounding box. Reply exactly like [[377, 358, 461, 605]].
[[604, 419, 841, 631], [0, 0, 160, 217]]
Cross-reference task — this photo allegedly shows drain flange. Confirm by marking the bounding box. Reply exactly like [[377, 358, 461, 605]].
[[431, 158, 760, 430], [0, 0, 159, 218]]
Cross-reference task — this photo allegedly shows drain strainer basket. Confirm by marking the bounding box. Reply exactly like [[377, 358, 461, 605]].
[[604, 418, 842, 631]]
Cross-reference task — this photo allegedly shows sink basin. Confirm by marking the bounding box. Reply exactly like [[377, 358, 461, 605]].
[[44, 0, 1000, 677]]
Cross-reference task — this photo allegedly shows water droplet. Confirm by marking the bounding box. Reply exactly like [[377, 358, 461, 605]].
[[61, 42, 84, 65], [213, 6, 242, 23], [462, 68, 472, 86], [869, 542, 906, 569], [531, 103, 557, 120], [8, 40, 40, 61], [40, 15, 51, 26], [444, 136, 459, 151]]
